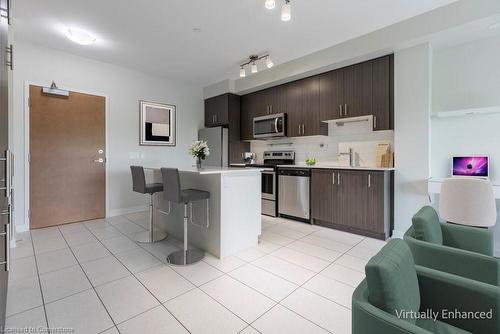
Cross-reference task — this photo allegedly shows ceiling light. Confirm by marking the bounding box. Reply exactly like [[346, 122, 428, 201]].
[[239, 54, 273, 77], [281, 0, 291, 22], [489, 22, 500, 30], [266, 56, 274, 69], [251, 62, 258, 74], [65, 28, 96, 45], [265, 0, 276, 9]]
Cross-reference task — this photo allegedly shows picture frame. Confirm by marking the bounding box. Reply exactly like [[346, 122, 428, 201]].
[[139, 100, 176, 146]]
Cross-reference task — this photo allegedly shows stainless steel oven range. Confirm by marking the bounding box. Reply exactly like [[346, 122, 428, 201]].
[[245, 151, 295, 217]]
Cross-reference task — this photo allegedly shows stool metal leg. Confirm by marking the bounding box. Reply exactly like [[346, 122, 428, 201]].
[[135, 193, 167, 243], [166, 202, 204, 266]]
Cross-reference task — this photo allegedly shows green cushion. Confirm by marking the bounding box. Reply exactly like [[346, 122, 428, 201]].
[[412, 206, 443, 245], [365, 239, 421, 324], [417, 318, 472, 334]]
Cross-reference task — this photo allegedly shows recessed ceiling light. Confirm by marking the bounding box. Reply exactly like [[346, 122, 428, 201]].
[[193, 27, 202, 33], [65, 28, 96, 45], [488, 22, 500, 30]]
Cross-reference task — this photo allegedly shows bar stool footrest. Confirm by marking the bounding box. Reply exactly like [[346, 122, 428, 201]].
[[167, 249, 204, 266]]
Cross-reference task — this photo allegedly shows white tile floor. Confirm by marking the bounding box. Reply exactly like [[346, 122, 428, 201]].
[[6, 213, 387, 334]]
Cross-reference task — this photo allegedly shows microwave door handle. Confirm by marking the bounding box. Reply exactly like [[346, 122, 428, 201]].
[[274, 118, 279, 133]]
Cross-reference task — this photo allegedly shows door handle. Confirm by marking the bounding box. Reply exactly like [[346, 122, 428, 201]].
[[94, 158, 105, 163], [332, 172, 335, 185], [337, 173, 340, 185], [373, 116, 377, 129], [368, 174, 371, 188], [339, 105, 342, 117], [344, 104, 348, 116]]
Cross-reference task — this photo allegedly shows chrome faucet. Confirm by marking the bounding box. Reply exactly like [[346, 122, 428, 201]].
[[338, 148, 354, 167]]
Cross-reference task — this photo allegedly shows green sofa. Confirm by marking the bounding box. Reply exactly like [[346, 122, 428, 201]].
[[352, 239, 500, 334], [404, 206, 499, 286]]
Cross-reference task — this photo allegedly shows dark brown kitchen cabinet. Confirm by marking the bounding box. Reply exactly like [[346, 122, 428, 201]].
[[204, 93, 249, 164], [205, 93, 231, 127], [343, 61, 373, 118], [372, 55, 393, 131], [302, 76, 322, 136], [240, 94, 254, 141], [285, 80, 303, 137], [311, 169, 392, 240], [311, 169, 334, 225], [285, 76, 325, 137], [319, 69, 343, 121], [318, 55, 393, 130]]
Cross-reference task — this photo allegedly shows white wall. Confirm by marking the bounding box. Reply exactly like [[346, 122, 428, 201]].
[[431, 36, 500, 254], [431, 36, 500, 182], [12, 41, 204, 230], [393, 43, 432, 237]]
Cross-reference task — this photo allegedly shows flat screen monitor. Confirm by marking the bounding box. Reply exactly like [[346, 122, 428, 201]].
[[452, 156, 489, 178]]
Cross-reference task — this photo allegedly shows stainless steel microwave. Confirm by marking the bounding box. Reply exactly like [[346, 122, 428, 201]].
[[253, 113, 286, 139]]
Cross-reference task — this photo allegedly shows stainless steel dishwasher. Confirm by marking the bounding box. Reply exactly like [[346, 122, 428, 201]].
[[278, 168, 310, 222]]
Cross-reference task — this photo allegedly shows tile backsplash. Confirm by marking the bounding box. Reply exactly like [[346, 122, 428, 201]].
[[250, 116, 394, 167]]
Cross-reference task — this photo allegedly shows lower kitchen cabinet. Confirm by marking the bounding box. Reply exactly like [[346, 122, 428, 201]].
[[311, 169, 392, 240]]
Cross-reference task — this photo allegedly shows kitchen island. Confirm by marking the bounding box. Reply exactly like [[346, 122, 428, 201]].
[[145, 166, 262, 258]]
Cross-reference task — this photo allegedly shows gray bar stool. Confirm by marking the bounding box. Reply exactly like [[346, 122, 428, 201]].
[[161, 168, 210, 266], [130, 166, 167, 243]]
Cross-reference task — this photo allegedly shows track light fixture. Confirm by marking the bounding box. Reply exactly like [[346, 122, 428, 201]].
[[265, 0, 291, 22], [239, 54, 274, 77], [281, 0, 291, 21]]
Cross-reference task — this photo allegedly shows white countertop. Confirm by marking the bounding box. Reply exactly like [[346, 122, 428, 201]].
[[145, 166, 263, 175], [277, 164, 395, 171]]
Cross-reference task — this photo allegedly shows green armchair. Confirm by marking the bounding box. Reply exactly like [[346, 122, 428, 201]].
[[352, 239, 500, 334], [404, 206, 499, 286]]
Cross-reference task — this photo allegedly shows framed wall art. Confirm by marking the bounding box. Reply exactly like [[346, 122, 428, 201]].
[[139, 100, 176, 146]]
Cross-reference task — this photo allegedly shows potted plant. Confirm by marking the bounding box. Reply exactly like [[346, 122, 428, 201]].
[[189, 140, 210, 169]]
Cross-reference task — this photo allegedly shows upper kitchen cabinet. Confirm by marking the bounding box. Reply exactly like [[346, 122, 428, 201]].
[[343, 61, 373, 119], [285, 76, 326, 137], [372, 55, 393, 131], [285, 80, 303, 137], [204, 93, 249, 163], [319, 69, 343, 121], [205, 93, 233, 127], [318, 55, 393, 131]]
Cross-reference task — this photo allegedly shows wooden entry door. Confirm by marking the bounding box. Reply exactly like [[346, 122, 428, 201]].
[[29, 85, 106, 229]]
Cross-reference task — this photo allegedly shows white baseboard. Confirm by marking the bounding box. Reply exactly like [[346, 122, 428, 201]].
[[108, 205, 148, 217], [15, 224, 29, 232]]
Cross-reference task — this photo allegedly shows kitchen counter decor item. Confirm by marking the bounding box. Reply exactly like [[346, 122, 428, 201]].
[[189, 140, 210, 169]]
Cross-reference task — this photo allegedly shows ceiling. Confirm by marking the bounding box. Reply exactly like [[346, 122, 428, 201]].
[[13, 0, 457, 85]]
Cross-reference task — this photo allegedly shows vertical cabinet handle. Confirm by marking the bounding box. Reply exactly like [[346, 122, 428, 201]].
[[368, 174, 371, 188], [339, 105, 342, 117], [373, 116, 377, 129], [332, 172, 335, 185], [0, 207, 10, 271], [337, 173, 340, 185], [6, 44, 13, 71], [344, 104, 348, 116]]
